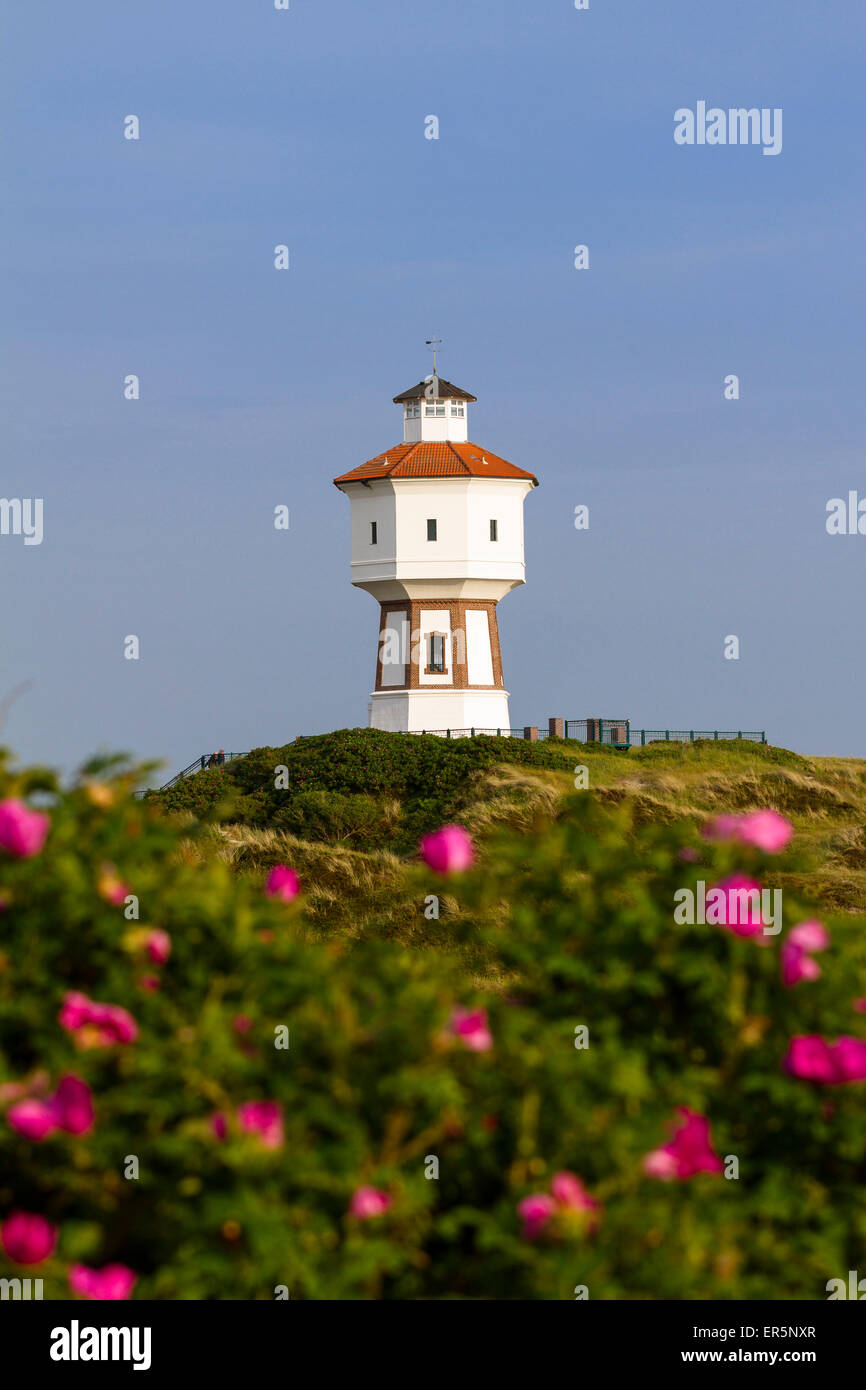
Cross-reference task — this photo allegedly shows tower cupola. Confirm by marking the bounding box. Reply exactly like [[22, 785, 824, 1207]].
[[393, 377, 477, 444]]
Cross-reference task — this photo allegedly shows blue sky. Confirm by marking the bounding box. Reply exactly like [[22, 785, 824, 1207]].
[[3, 0, 865, 779]]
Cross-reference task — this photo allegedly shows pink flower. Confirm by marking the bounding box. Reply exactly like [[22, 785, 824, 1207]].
[[701, 809, 792, 854], [58, 992, 91, 1031], [419, 824, 475, 875], [784, 1035, 838, 1083], [265, 865, 300, 902], [349, 1186, 392, 1219], [738, 810, 793, 854], [0, 799, 50, 858], [137, 975, 160, 991], [642, 1148, 679, 1179], [58, 993, 137, 1047], [450, 1007, 493, 1053], [238, 1100, 284, 1150], [789, 920, 829, 953], [5, 1075, 93, 1141], [784, 1035, 866, 1085], [781, 920, 829, 988], [701, 814, 742, 843], [233, 1015, 252, 1034], [94, 1003, 138, 1045], [1, 1211, 57, 1264], [517, 1192, 556, 1239], [709, 874, 767, 937], [7, 1099, 57, 1142], [853, 999, 866, 1014], [69, 1263, 136, 1300], [97, 865, 130, 906], [145, 929, 171, 966], [52, 1075, 94, 1136], [834, 1037, 866, 1082], [550, 1171, 599, 1214], [210, 1112, 228, 1141], [643, 1108, 724, 1180]]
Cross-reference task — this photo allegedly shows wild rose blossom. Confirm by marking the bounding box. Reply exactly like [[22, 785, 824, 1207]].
[[781, 920, 829, 988], [419, 824, 475, 875], [785, 1035, 866, 1085], [702, 809, 793, 854], [0, 799, 50, 858], [550, 1171, 600, 1216], [238, 1100, 284, 1150], [264, 865, 300, 902], [59, 992, 137, 1047], [517, 1192, 556, 1239], [69, 1263, 136, 1300], [643, 1108, 724, 1180], [52, 1075, 94, 1135], [517, 1172, 600, 1239], [7, 1099, 57, 1142], [0, 1211, 57, 1264], [6, 1075, 94, 1142], [738, 810, 794, 854], [145, 929, 171, 966], [97, 864, 129, 906], [450, 1007, 493, 1053], [350, 1187, 392, 1219], [709, 875, 767, 938]]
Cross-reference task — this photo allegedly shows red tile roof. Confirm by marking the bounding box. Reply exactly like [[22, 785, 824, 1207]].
[[333, 441, 538, 486]]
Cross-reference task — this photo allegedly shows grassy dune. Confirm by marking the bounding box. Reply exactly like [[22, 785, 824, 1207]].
[[172, 735, 866, 933]]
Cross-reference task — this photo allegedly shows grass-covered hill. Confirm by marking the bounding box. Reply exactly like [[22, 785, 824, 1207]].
[[150, 730, 866, 941]]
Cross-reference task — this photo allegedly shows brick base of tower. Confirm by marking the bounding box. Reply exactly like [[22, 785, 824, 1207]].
[[370, 597, 512, 733]]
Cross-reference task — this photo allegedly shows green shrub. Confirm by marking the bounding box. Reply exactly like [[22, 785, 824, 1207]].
[[2, 749, 866, 1299]]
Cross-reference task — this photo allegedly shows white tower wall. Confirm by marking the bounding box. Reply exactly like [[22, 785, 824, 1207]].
[[335, 376, 536, 734]]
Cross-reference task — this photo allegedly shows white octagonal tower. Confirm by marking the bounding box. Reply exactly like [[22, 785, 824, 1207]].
[[334, 371, 538, 733]]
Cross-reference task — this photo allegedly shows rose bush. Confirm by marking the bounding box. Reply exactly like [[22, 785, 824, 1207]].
[[2, 745, 866, 1299]]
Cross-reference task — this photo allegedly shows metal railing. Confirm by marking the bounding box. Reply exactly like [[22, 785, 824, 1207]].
[[624, 729, 766, 747], [406, 724, 766, 747], [134, 752, 248, 798]]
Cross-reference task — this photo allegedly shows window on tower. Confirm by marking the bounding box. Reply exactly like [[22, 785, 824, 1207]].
[[427, 518, 437, 542], [449, 405, 465, 417], [489, 519, 498, 541], [371, 521, 378, 545], [428, 633, 446, 674]]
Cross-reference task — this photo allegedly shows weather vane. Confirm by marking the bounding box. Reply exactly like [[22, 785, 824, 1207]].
[[425, 336, 443, 377]]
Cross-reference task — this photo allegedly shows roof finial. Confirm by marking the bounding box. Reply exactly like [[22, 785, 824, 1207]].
[[425, 335, 442, 384]]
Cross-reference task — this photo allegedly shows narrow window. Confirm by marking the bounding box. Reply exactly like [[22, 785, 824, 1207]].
[[371, 521, 378, 545], [427, 518, 437, 542], [428, 634, 446, 673], [489, 519, 498, 541]]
